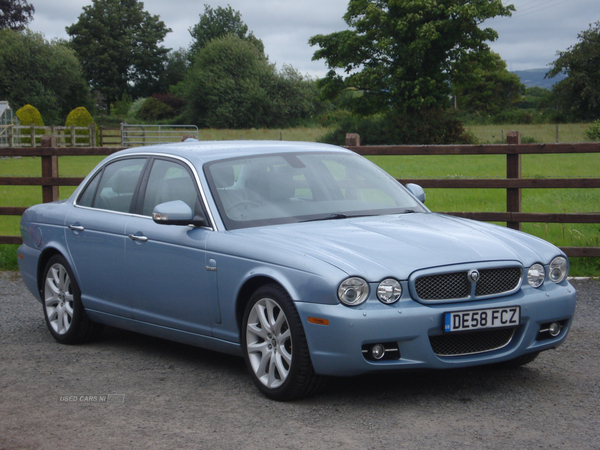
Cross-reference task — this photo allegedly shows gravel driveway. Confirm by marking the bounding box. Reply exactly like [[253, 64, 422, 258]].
[[1, 272, 598, 450]]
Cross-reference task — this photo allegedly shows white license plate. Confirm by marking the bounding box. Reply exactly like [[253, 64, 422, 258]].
[[444, 306, 520, 332]]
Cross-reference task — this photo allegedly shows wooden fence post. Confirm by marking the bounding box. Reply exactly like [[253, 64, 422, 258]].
[[71, 124, 76, 147], [89, 123, 96, 147], [506, 131, 521, 230], [346, 133, 360, 147], [30, 123, 35, 148], [41, 135, 59, 203]]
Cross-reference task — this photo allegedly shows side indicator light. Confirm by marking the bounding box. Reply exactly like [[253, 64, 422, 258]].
[[308, 317, 329, 326], [18, 254, 24, 259]]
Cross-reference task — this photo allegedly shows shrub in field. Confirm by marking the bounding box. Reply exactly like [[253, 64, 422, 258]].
[[129, 97, 147, 116], [111, 94, 133, 116], [15, 104, 44, 145], [65, 107, 98, 145], [137, 97, 175, 122], [152, 94, 185, 117], [320, 110, 474, 145], [584, 120, 600, 141]]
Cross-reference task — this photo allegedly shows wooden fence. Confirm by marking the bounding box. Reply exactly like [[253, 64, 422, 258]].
[[0, 137, 599, 258], [1, 124, 98, 147]]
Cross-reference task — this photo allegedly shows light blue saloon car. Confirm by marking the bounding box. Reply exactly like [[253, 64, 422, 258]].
[[18, 141, 577, 400]]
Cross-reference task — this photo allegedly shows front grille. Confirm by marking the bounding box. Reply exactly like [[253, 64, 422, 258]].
[[415, 272, 470, 300], [414, 267, 521, 301], [475, 267, 522, 296], [430, 328, 516, 356]]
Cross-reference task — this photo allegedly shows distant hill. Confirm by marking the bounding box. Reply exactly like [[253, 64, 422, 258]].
[[511, 68, 566, 89]]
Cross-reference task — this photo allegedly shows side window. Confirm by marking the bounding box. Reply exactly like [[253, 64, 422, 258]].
[[77, 171, 101, 207], [78, 158, 146, 213], [142, 159, 200, 216]]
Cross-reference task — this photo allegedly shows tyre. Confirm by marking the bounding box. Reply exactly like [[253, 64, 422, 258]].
[[241, 283, 325, 401], [42, 255, 103, 344]]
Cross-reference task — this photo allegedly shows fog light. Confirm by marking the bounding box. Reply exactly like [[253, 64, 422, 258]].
[[548, 322, 561, 337], [371, 344, 386, 360]]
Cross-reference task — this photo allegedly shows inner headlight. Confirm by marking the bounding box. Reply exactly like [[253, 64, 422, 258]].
[[549, 256, 568, 283], [527, 263, 545, 288], [338, 277, 369, 306], [377, 278, 402, 304]]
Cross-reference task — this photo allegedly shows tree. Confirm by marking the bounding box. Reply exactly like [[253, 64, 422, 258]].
[[66, 0, 171, 109], [0, 0, 34, 30], [180, 34, 272, 128], [188, 4, 263, 57], [453, 51, 525, 116], [178, 34, 320, 129], [547, 21, 600, 120], [0, 29, 92, 124], [309, 0, 514, 115], [152, 48, 190, 95]]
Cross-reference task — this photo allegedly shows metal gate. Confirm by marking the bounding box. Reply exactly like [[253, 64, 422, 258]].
[[121, 124, 199, 146]]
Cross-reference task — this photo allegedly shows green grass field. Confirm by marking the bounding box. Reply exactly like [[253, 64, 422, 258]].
[[465, 123, 593, 144], [1, 123, 598, 275]]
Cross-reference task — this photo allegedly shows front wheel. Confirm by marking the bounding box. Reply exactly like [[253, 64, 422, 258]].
[[42, 255, 103, 344], [242, 284, 324, 401]]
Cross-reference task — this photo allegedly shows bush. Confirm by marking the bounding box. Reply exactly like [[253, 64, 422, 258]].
[[320, 110, 474, 145], [585, 120, 600, 141], [65, 107, 98, 145], [137, 97, 175, 122], [15, 104, 44, 145], [111, 94, 133, 116], [152, 94, 185, 117]]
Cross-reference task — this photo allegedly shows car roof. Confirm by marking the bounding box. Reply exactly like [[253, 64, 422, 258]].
[[110, 140, 352, 165]]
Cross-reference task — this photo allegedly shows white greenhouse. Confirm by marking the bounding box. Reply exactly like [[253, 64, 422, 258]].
[[0, 101, 19, 146]]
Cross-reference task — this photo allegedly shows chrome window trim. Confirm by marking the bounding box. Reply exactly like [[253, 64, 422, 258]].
[[72, 152, 218, 231]]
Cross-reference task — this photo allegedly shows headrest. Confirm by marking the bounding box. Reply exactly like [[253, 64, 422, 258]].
[[211, 165, 235, 188], [108, 171, 139, 194]]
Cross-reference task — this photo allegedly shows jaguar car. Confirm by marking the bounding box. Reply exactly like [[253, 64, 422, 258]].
[[17, 140, 577, 400]]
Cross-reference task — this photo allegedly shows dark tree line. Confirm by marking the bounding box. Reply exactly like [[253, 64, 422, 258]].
[[1, 0, 598, 132], [0, 0, 34, 30]]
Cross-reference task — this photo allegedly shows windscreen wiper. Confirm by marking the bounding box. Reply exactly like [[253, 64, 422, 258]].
[[301, 213, 348, 223]]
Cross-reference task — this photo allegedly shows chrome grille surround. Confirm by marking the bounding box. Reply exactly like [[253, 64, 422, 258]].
[[430, 328, 516, 357], [410, 263, 523, 304]]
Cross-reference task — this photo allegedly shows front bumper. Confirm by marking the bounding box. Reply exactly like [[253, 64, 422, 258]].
[[296, 281, 577, 377]]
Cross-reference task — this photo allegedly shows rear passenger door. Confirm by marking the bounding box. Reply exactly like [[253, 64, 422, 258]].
[[124, 158, 214, 336], [65, 157, 148, 317]]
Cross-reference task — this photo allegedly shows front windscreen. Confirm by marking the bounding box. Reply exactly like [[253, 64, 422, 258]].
[[205, 152, 426, 229]]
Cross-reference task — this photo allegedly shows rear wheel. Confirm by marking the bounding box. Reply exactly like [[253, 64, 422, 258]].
[[242, 284, 325, 401], [42, 255, 103, 344]]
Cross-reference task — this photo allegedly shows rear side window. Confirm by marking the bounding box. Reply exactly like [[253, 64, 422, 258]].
[[77, 158, 146, 213]]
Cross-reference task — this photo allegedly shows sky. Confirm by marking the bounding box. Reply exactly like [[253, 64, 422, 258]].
[[30, 0, 599, 78]]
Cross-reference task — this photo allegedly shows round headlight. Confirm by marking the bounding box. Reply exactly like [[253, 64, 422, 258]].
[[377, 278, 402, 304], [549, 256, 568, 283], [527, 263, 545, 288], [338, 277, 369, 306]]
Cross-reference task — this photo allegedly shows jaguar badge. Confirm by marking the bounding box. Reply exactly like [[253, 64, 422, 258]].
[[468, 269, 480, 283]]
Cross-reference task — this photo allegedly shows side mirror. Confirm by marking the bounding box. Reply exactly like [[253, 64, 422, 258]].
[[405, 183, 426, 204], [152, 200, 207, 227]]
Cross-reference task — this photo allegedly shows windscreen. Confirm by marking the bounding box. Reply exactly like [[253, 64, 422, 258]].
[[205, 152, 426, 229]]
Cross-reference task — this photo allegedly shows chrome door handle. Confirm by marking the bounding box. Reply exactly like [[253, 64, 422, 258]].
[[68, 224, 84, 232], [128, 234, 148, 242]]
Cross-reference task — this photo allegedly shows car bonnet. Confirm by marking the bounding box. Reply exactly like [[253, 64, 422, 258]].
[[234, 212, 562, 281]]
